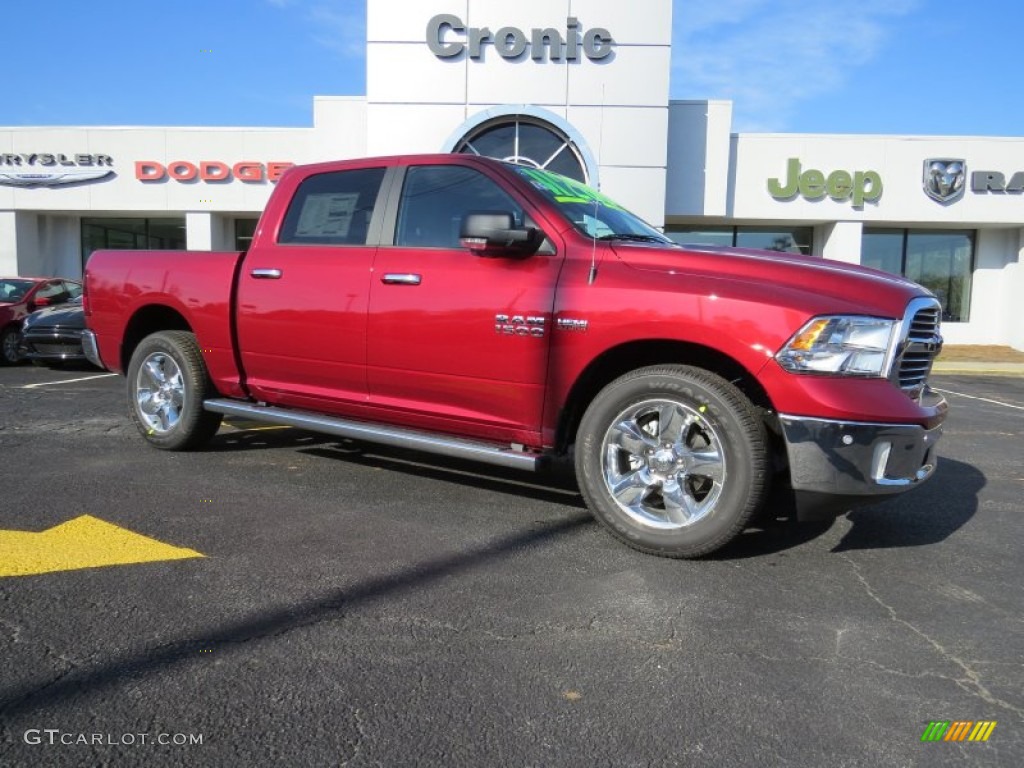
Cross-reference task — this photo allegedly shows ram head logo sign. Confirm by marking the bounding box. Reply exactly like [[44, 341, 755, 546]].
[[923, 159, 967, 204]]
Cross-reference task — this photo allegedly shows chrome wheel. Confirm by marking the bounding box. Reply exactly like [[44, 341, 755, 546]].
[[135, 351, 186, 434], [577, 366, 768, 558], [601, 398, 727, 530], [127, 331, 222, 450]]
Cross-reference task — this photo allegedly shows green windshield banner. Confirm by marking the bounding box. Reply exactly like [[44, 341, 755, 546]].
[[518, 167, 624, 210]]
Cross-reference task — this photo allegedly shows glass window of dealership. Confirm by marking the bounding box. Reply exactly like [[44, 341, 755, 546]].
[[861, 229, 974, 322], [79, 217, 259, 267], [668, 225, 976, 323]]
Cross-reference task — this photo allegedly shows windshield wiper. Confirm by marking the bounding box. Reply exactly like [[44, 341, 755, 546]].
[[596, 233, 668, 244]]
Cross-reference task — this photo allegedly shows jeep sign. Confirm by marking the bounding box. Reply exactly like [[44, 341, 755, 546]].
[[768, 158, 883, 208]]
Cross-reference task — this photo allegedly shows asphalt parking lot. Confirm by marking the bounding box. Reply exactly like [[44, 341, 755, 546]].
[[0, 366, 1021, 767]]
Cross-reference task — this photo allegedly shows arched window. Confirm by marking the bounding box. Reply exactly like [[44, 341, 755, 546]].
[[453, 116, 588, 183]]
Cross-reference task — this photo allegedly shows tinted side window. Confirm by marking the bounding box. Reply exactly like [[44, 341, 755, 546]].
[[395, 166, 523, 249], [279, 168, 385, 246], [36, 282, 68, 302]]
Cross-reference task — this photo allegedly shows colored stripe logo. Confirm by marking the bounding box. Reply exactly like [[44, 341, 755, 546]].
[[921, 721, 997, 742]]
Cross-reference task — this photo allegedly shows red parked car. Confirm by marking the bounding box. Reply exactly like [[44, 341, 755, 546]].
[[0, 278, 83, 364]]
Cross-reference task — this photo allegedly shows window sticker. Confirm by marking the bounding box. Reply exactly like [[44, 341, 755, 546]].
[[295, 192, 359, 237], [581, 213, 615, 238]]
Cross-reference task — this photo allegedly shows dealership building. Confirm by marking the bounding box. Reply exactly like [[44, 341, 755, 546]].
[[2, 0, 1022, 349]]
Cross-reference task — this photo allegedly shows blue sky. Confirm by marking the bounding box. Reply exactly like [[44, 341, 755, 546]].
[[0, 0, 1017, 136]]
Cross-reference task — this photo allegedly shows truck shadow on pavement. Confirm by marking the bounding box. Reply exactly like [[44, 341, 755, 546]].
[[299, 440, 587, 509], [832, 457, 985, 552], [198, 428, 584, 512], [304, 442, 986, 559], [211, 432, 985, 559], [714, 457, 984, 559], [201, 424, 337, 453]]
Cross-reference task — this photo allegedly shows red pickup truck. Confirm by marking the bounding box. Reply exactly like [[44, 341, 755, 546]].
[[83, 154, 946, 557]]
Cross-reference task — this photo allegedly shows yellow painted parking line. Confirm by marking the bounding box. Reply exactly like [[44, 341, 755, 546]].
[[222, 418, 293, 432], [0, 515, 204, 578], [224, 424, 293, 432], [21, 373, 118, 389]]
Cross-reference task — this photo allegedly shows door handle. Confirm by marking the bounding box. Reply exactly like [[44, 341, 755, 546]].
[[381, 273, 422, 286], [250, 268, 282, 279]]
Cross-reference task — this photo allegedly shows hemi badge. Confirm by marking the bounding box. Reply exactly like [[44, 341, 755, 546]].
[[557, 318, 589, 332]]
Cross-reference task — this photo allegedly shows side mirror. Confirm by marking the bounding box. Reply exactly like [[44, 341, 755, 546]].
[[460, 212, 542, 257], [33, 297, 51, 308]]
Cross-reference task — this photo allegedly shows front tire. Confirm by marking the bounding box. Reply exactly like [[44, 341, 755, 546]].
[[575, 365, 769, 558], [0, 325, 23, 365], [127, 331, 222, 450]]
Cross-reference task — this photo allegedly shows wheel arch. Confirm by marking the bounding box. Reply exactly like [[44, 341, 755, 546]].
[[554, 340, 775, 453], [120, 305, 192, 373]]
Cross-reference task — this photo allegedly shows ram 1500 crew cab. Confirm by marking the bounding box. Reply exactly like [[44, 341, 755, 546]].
[[83, 154, 946, 557]]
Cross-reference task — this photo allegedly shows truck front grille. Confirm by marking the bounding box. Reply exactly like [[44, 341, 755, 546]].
[[892, 299, 943, 393]]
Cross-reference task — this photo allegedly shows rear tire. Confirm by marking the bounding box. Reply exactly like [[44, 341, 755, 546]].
[[575, 365, 769, 558], [127, 331, 222, 450]]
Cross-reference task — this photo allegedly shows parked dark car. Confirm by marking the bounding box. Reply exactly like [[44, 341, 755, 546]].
[[0, 277, 82, 364], [20, 295, 96, 367]]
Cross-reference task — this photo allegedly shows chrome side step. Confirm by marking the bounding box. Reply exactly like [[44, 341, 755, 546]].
[[203, 399, 540, 471]]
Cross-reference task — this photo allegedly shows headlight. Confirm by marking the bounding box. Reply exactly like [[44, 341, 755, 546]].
[[776, 316, 896, 376]]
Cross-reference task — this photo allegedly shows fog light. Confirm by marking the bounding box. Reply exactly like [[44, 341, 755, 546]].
[[871, 442, 893, 481]]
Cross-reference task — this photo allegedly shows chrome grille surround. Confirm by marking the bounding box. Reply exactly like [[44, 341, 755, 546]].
[[887, 297, 943, 397]]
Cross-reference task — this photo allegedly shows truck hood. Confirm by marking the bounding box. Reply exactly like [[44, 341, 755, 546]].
[[611, 242, 929, 318]]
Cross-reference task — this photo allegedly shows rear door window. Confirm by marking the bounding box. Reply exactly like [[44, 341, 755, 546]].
[[279, 168, 386, 246]]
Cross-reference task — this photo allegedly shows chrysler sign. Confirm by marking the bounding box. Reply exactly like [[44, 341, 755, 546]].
[[0, 153, 115, 188], [427, 15, 614, 61]]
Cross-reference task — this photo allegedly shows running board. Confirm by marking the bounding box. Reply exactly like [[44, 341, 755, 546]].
[[203, 399, 540, 472]]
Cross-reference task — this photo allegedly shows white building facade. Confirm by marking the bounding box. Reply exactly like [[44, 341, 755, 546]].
[[2, 0, 1021, 349]]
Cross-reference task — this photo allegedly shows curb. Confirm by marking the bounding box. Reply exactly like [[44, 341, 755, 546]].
[[932, 362, 1024, 376]]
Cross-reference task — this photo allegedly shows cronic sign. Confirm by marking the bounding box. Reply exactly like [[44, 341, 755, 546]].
[[427, 15, 614, 61]]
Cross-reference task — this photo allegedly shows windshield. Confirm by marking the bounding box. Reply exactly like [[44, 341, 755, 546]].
[[0, 279, 35, 303], [513, 166, 674, 245]]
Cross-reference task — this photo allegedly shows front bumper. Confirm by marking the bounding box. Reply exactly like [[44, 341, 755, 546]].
[[81, 329, 106, 369], [20, 327, 86, 361], [779, 413, 942, 519]]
